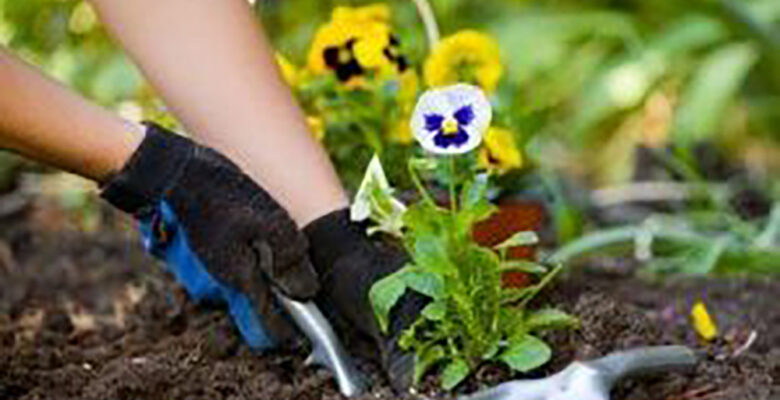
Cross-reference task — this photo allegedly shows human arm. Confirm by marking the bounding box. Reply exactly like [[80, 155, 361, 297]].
[[0, 47, 143, 182], [88, 0, 348, 226], [0, 47, 317, 348]]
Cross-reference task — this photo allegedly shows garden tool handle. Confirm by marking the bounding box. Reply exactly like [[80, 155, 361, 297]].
[[585, 345, 698, 386], [274, 291, 367, 397]]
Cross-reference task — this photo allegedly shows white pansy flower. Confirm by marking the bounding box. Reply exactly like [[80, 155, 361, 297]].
[[410, 84, 492, 155]]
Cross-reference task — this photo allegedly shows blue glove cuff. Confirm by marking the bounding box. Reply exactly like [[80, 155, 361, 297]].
[[139, 200, 278, 350]]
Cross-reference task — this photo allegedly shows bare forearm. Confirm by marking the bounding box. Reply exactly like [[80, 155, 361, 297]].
[[0, 49, 143, 182], [90, 0, 347, 225]]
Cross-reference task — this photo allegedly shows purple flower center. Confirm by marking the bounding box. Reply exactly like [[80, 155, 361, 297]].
[[423, 105, 475, 149]]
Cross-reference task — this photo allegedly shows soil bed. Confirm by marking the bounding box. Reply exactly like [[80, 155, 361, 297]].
[[1, 206, 777, 400]]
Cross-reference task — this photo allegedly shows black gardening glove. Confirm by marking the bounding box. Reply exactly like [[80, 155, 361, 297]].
[[304, 209, 426, 391], [101, 122, 319, 349]]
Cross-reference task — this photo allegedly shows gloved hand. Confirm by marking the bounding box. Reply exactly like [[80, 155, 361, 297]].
[[303, 209, 426, 391], [101, 122, 319, 350]]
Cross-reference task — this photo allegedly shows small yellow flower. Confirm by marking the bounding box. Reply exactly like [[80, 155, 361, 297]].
[[352, 24, 392, 69], [275, 53, 299, 87], [691, 301, 718, 341], [307, 4, 408, 84], [306, 116, 325, 141], [424, 30, 503, 93], [478, 127, 523, 174]]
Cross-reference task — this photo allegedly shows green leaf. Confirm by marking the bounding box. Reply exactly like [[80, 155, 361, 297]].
[[673, 43, 759, 145], [481, 337, 501, 360], [460, 175, 489, 209], [414, 345, 446, 384], [402, 269, 446, 299], [456, 201, 498, 236], [499, 335, 552, 373], [495, 231, 539, 250], [441, 358, 471, 390], [421, 301, 447, 321], [398, 318, 430, 351], [500, 260, 548, 274], [413, 233, 456, 276], [525, 308, 579, 331], [403, 202, 443, 236], [369, 270, 408, 333], [351, 154, 407, 237]]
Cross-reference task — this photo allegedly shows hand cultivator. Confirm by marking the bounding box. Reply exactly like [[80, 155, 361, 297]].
[[461, 346, 698, 400], [279, 298, 697, 400]]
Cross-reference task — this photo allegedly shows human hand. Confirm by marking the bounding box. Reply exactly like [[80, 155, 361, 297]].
[[304, 209, 426, 391], [101, 122, 319, 349]]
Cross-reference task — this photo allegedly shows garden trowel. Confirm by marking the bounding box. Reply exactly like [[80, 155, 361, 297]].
[[274, 291, 367, 397], [461, 345, 698, 400]]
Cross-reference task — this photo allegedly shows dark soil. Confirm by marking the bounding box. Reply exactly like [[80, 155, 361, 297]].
[[1, 201, 777, 400]]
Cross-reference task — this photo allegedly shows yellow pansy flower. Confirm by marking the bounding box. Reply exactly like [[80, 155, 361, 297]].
[[352, 24, 392, 69], [275, 53, 299, 87], [307, 4, 408, 84], [478, 127, 523, 174], [691, 301, 718, 341], [424, 30, 503, 93]]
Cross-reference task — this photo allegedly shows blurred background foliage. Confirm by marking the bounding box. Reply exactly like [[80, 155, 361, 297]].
[[1, 0, 779, 273]]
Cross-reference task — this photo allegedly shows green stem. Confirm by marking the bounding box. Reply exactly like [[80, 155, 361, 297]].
[[517, 263, 564, 310], [448, 156, 457, 213], [408, 159, 436, 207]]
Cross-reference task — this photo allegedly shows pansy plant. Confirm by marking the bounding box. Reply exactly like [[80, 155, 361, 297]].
[[365, 84, 576, 391]]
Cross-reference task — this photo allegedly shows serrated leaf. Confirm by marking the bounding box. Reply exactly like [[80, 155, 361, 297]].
[[441, 358, 471, 390], [495, 231, 539, 250], [402, 269, 446, 299], [499, 334, 552, 373], [500, 260, 548, 274], [369, 270, 408, 334], [421, 301, 447, 321], [414, 345, 446, 384], [525, 308, 579, 331]]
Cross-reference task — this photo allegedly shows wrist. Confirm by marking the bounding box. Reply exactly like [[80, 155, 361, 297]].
[[101, 122, 193, 215], [101, 120, 146, 182]]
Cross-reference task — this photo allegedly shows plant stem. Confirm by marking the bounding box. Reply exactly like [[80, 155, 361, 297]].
[[408, 159, 436, 207], [448, 156, 457, 213], [411, 0, 441, 49], [517, 263, 564, 310]]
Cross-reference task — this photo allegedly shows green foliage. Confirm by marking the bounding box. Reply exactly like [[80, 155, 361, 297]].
[[548, 205, 780, 276], [366, 158, 575, 390], [672, 43, 759, 145], [296, 73, 418, 190]]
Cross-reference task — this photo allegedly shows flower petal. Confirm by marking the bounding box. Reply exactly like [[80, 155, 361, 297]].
[[411, 84, 491, 155]]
